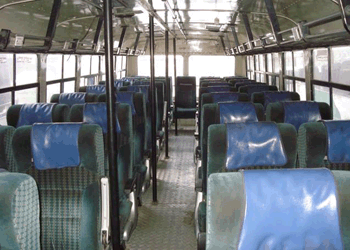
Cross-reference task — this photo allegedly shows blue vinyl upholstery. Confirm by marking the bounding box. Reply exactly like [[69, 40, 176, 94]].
[[263, 91, 292, 109], [207, 169, 344, 250], [83, 103, 121, 134], [116, 92, 136, 115], [219, 102, 258, 124], [211, 92, 240, 103], [323, 120, 350, 164], [284, 101, 321, 130], [225, 122, 287, 170], [16, 104, 55, 127], [127, 86, 149, 103], [59, 93, 86, 107], [85, 85, 106, 94], [239, 84, 271, 95], [206, 86, 233, 93], [31, 123, 82, 170]]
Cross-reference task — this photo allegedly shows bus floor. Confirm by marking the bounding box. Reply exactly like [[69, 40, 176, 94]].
[[127, 128, 197, 249]]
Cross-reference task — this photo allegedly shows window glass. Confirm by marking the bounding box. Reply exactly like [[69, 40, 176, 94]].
[[313, 49, 328, 81], [313, 85, 330, 105], [122, 56, 127, 70], [16, 54, 38, 85], [267, 54, 273, 72], [276, 76, 280, 89], [256, 73, 260, 82], [273, 53, 280, 73], [331, 46, 350, 85], [259, 54, 265, 72], [15, 88, 37, 104], [81, 55, 91, 76], [293, 51, 305, 78], [116, 56, 122, 78], [255, 55, 259, 71], [64, 55, 75, 78], [249, 56, 254, 71], [333, 88, 350, 120], [47, 83, 60, 102], [0, 92, 11, 125], [260, 74, 266, 83], [101, 56, 106, 74], [247, 57, 250, 70], [64, 81, 75, 93], [296, 81, 306, 100], [47, 55, 62, 81], [91, 56, 99, 74], [0, 54, 13, 88], [284, 52, 293, 76], [284, 79, 293, 91], [80, 78, 85, 86]]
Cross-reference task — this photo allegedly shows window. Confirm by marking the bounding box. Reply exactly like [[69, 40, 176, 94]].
[[0, 54, 13, 88], [16, 54, 38, 85], [313, 85, 330, 105], [313, 49, 328, 81], [15, 88, 37, 104], [284, 52, 293, 76], [333, 88, 350, 120], [47, 55, 62, 81], [293, 51, 305, 78], [267, 54, 273, 72], [0, 92, 11, 125], [81, 55, 91, 76], [255, 55, 259, 71], [284, 79, 293, 91], [64, 55, 76, 78], [64, 81, 75, 93], [296, 81, 306, 100], [273, 53, 280, 73], [91, 56, 99, 74], [259, 54, 265, 72], [331, 46, 350, 85], [47, 83, 60, 102]]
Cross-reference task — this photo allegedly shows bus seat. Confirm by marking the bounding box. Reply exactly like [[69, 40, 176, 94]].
[[79, 85, 106, 95], [7, 103, 69, 127], [207, 168, 347, 250], [252, 91, 300, 110], [199, 102, 264, 193], [238, 84, 277, 99], [267, 101, 332, 130], [234, 81, 257, 89], [50, 92, 98, 107], [0, 126, 15, 171], [298, 120, 350, 169], [12, 123, 108, 249], [0, 172, 40, 250]]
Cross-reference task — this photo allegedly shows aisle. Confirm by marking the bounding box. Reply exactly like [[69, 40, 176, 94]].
[[127, 129, 197, 249]]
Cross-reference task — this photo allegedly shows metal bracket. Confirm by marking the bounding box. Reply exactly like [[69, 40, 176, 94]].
[[339, 0, 350, 33], [0, 29, 11, 49], [264, 0, 282, 44], [44, 0, 62, 50]]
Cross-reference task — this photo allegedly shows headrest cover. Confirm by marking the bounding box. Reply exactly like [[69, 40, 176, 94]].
[[323, 120, 350, 164], [31, 123, 82, 170], [283, 101, 321, 130], [127, 85, 149, 103], [207, 86, 232, 93], [211, 92, 241, 103], [226, 122, 287, 170], [116, 92, 136, 115], [59, 93, 86, 107], [263, 91, 292, 109], [242, 85, 270, 96], [86, 85, 106, 94], [83, 103, 121, 134], [17, 103, 55, 127], [219, 102, 258, 124], [238, 168, 343, 250]]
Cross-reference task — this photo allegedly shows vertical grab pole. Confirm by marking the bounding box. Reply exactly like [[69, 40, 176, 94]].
[[174, 37, 177, 135], [165, 8, 170, 158], [149, 0, 158, 203], [103, 0, 120, 248]]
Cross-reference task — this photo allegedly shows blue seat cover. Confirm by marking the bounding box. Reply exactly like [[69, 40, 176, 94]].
[[86, 85, 106, 94], [83, 103, 121, 134], [207, 86, 232, 93], [59, 93, 86, 107], [283, 101, 321, 130], [31, 123, 82, 170], [116, 92, 136, 115], [226, 122, 287, 170], [243, 85, 270, 96], [323, 120, 350, 164], [238, 168, 343, 250], [219, 102, 258, 124], [211, 92, 240, 103], [17, 103, 55, 127], [263, 91, 292, 109], [127, 86, 149, 103]]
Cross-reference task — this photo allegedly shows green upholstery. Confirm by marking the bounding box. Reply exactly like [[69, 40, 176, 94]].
[[0, 172, 40, 250], [50, 93, 98, 103], [12, 124, 105, 250], [7, 104, 69, 127], [297, 122, 350, 169], [200, 103, 265, 195], [0, 126, 15, 171], [207, 123, 297, 189], [198, 201, 206, 233]]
